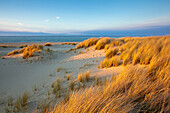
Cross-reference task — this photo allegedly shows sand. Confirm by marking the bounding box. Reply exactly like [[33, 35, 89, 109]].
[[0, 42, 122, 113]]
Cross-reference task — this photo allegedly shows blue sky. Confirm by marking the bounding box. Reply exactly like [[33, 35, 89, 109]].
[[0, 0, 170, 34]]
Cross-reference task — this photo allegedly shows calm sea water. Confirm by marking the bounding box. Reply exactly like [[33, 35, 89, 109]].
[[0, 36, 119, 43]]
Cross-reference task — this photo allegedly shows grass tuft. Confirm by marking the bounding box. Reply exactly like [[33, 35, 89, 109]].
[[69, 78, 76, 91], [105, 48, 119, 59], [95, 38, 110, 50], [57, 67, 63, 72], [78, 70, 90, 82], [67, 74, 71, 81], [100, 56, 120, 68], [76, 38, 99, 49], [45, 42, 52, 46]]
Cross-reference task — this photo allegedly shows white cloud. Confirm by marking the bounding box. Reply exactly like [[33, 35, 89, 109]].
[[17, 23, 23, 26], [45, 19, 49, 22], [56, 17, 60, 19]]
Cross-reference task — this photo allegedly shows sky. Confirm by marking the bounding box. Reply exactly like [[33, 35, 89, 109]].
[[0, 0, 170, 35]]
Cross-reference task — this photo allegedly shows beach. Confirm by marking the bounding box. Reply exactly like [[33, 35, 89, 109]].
[[0, 36, 169, 113], [0, 41, 121, 112]]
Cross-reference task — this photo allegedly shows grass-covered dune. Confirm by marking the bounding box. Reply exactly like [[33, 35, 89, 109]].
[[53, 36, 170, 113]]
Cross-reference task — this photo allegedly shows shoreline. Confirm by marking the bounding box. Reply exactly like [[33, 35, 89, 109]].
[[0, 41, 79, 47]]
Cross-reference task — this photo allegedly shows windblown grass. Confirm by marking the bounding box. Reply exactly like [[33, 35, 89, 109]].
[[105, 48, 119, 59], [67, 74, 71, 81], [104, 44, 114, 51], [7, 44, 43, 59], [0, 45, 7, 48], [45, 42, 52, 46], [61, 42, 77, 45], [54, 55, 169, 112], [12, 92, 29, 112], [120, 36, 170, 66], [78, 70, 90, 82], [110, 40, 123, 46], [53, 36, 170, 113], [95, 38, 110, 50], [23, 45, 43, 59], [19, 45, 27, 48], [69, 78, 76, 91], [52, 77, 61, 94], [76, 38, 99, 49], [100, 56, 120, 68], [57, 67, 63, 72]]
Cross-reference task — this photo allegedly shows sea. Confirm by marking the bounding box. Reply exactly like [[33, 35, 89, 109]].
[[0, 36, 120, 43]]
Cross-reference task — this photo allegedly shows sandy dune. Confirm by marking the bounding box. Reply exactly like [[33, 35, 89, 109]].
[[0, 43, 122, 112]]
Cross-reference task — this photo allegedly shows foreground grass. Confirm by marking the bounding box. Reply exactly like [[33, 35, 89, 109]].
[[54, 56, 169, 113], [53, 36, 170, 113]]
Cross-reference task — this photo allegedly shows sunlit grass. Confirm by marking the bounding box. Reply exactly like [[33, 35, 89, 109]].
[[76, 38, 99, 49], [78, 70, 90, 82], [95, 37, 110, 50], [53, 36, 170, 113], [45, 42, 52, 46], [105, 48, 119, 59]]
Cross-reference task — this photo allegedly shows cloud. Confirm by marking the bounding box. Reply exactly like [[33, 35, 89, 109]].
[[56, 17, 60, 19], [45, 19, 49, 22], [17, 23, 23, 26]]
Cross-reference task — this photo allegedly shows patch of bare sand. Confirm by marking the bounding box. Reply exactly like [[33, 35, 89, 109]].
[[68, 46, 105, 61], [65, 46, 122, 78], [0, 43, 123, 113], [2, 53, 23, 58]]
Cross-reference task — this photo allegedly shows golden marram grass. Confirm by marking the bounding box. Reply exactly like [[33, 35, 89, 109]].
[[53, 36, 170, 113]]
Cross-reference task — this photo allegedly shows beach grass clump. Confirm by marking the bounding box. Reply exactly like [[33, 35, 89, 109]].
[[132, 52, 141, 65], [78, 70, 90, 82], [100, 56, 120, 68], [0, 45, 7, 48], [122, 53, 131, 66], [69, 78, 76, 91], [13, 97, 22, 112], [77, 73, 84, 82], [7, 49, 19, 56], [12, 49, 19, 55], [95, 38, 111, 50], [22, 45, 43, 59], [61, 42, 77, 45], [19, 47, 26, 53], [53, 54, 169, 112], [105, 48, 119, 59], [7, 96, 13, 106], [19, 45, 24, 48], [104, 44, 114, 51], [76, 38, 99, 49], [45, 42, 52, 46], [7, 52, 12, 56], [67, 74, 71, 81], [120, 36, 170, 66], [110, 40, 123, 46], [6, 44, 43, 58], [13, 92, 29, 112], [80, 51, 84, 54], [21, 92, 29, 107], [52, 77, 61, 94], [37, 99, 53, 113], [57, 67, 63, 72], [33, 83, 38, 92], [19, 45, 27, 48]]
